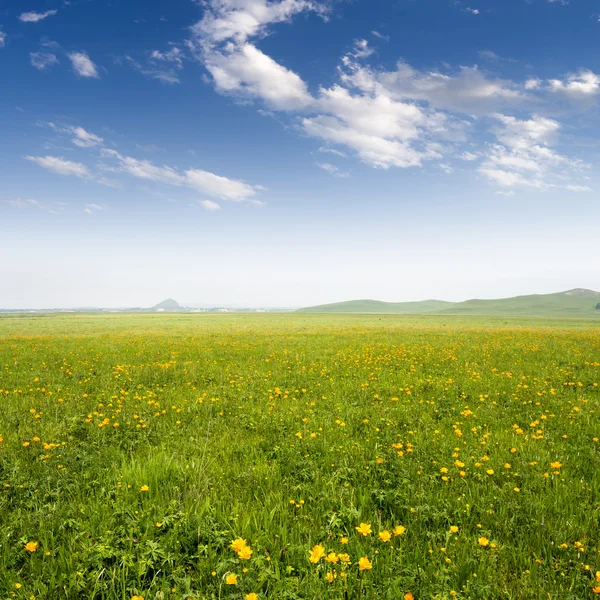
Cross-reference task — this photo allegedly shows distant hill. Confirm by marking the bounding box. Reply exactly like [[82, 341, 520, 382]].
[[298, 289, 600, 318], [152, 298, 180, 310]]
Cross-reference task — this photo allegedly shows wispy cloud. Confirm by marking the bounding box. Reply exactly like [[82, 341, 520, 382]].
[[122, 49, 183, 84], [48, 123, 104, 148], [84, 203, 104, 214], [1, 197, 65, 214], [68, 52, 100, 78], [316, 162, 350, 177], [19, 9, 58, 23], [30, 52, 59, 70], [199, 199, 221, 211], [0, 29, 6, 48], [26, 155, 92, 178], [102, 149, 262, 202]]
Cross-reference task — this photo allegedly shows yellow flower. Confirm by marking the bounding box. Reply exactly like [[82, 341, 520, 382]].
[[394, 525, 406, 536], [356, 523, 372, 536], [378, 530, 392, 542], [325, 571, 335, 582], [358, 556, 372, 571], [309, 544, 325, 563], [225, 574, 238, 585], [338, 553, 350, 563], [478, 537, 489, 547], [238, 545, 252, 560], [25, 541, 39, 552], [231, 538, 248, 552], [15, 584, 22, 589], [131, 596, 144, 600], [245, 594, 259, 600], [593, 586, 600, 595], [486, 469, 494, 475], [596, 571, 600, 583], [325, 552, 339, 563], [340, 536, 349, 545], [139, 485, 149, 492], [155, 522, 162, 528], [404, 594, 415, 600], [550, 461, 562, 470], [450, 526, 459, 533]]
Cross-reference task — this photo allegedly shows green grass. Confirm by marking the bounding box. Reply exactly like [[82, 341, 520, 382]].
[[1, 313, 600, 599], [298, 288, 600, 318]]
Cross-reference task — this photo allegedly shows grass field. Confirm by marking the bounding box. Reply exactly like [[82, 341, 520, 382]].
[[1, 313, 600, 599]]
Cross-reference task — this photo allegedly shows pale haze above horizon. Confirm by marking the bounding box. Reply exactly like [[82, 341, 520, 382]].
[[1, 0, 599, 309]]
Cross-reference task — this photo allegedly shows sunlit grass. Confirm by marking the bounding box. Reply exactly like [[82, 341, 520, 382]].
[[1, 313, 599, 599]]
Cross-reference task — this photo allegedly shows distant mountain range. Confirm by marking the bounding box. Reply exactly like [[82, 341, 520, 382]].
[[297, 289, 600, 318]]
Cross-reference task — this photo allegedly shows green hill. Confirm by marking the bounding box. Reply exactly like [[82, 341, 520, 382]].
[[298, 299, 454, 314], [298, 289, 600, 318]]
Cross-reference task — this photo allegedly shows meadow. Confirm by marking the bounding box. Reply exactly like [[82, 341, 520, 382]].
[[1, 313, 600, 600]]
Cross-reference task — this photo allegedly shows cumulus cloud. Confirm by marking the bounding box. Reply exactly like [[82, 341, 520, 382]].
[[102, 149, 261, 201], [204, 42, 313, 109], [192, 0, 328, 45], [478, 114, 588, 190], [68, 52, 100, 78], [26, 155, 92, 178], [30, 52, 59, 70], [183, 0, 592, 189], [19, 10, 57, 23], [548, 70, 600, 100], [374, 63, 524, 115]]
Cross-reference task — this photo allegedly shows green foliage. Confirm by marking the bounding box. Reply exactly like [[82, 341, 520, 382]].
[[0, 313, 599, 599]]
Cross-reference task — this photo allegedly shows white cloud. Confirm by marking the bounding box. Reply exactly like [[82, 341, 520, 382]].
[[460, 151, 478, 161], [124, 47, 184, 84], [26, 155, 91, 178], [68, 52, 100, 78], [48, 123, 104, 147], [350, 39, 373, 60], [192, 0, 327, 45], [371, 30, 389, 42], [465, 8, 480, 14], [199, 199, 221, 211], [318, 146, 346, 157], [30, 52, 59, 70], [19, 10, 57, 23], [123, 56, 181, 84], [524, 78, 541, 90], [102, 149, 261, 201], [491, 113, 560, 148], [70, 126, 104, 148], [316, 162, 349, 177], [0, 29, 5, 48], [204, 42, 313, 109], [375, 62, 524, 114], [478, 114, 586, 190], [150, 47, 183, 68], [84, 203, 103, 214], [1, 197, 65, 214], [548, 70, 600, 100]]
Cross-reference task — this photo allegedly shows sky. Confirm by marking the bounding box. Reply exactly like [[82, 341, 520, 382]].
[[1, 0, 600, 308]]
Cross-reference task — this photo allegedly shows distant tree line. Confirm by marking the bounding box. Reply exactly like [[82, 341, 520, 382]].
[[596, 303, 600, 310]]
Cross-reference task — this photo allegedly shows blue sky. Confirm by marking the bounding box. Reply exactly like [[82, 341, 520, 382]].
[[1, 0, 599, 308]]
